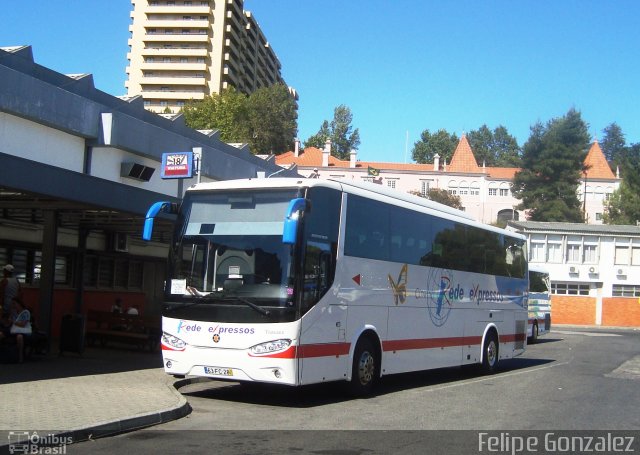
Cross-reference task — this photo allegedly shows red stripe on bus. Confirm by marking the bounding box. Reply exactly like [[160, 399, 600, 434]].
[[256, 332, 527, 360], [296, 342, 351, 358], [500, 333, 527, 343], [382, 336, 482, 352]]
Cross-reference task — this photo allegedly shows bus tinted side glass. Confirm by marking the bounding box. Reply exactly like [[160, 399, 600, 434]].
[[300, 187, 341, 315], [344, 194, 526, 278]]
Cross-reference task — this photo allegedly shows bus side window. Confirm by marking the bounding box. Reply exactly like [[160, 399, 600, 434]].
[[301, 187, 341, 314]]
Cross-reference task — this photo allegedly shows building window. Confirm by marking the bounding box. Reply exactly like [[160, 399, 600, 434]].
[[595, 213, 603, 221], [499, 188, 509, 197], [530, 242, 545, 262], [420, 180, 430, 196], [583, 244, 598, 263], [547, 242, 562, 263], [387, 180, 396, 189], [612, 284, 640, 297], [615, 245, 630, 265], [489, 188, 497, 196], [632, 247, 640, 266], [551, 282, 590, 296]]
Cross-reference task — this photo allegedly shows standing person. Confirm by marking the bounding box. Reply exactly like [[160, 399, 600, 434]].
[[0, 264, 20, 317]]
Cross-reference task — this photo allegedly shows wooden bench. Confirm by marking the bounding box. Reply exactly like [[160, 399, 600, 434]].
[[85, 310, 161, 352]]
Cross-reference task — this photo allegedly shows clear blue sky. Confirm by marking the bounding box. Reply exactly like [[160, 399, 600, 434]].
[[3, 1, 639, 162]]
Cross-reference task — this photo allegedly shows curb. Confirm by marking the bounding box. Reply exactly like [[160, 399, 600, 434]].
[[0, 379, 192, 451]]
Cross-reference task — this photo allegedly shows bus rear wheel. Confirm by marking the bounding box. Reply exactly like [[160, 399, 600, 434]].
[[481, 331, 499, 374], [349, 337, 378, 397]]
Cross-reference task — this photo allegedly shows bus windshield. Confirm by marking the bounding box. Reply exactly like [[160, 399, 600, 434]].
[[165, 189, 299, 322], [529, 270, 550, 293]]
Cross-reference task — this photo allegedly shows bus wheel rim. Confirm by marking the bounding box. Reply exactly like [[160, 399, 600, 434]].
[[358, 352, 375, 385], [487, 341, 497, 366]]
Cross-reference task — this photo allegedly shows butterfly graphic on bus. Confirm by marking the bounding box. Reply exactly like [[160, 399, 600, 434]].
[[388, 264, 408, 305]]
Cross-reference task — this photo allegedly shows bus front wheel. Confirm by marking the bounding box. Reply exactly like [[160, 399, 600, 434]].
[[349, 337, 378, 397], [481, 331, 499, 374]]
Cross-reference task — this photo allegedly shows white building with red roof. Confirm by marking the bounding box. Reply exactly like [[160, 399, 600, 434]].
[[276, 136, 619, 225]]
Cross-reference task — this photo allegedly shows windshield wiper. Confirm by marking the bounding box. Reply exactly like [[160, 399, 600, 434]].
[[225, 296, 270, 317]]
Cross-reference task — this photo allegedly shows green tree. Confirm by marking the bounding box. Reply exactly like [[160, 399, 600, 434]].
[[246, 83, 298, 155], [410, 188, 463, 210], [182, 84, 297, 155], [604, 143, 640, 224], [304, 120, 331, 149], [511, 108, 590, 222], [304, 105, 360, 159], [467, 125, 521, 167], [182, 87, 250, 143], [600, 122, 626, 165], [411, 129, 459, 164]]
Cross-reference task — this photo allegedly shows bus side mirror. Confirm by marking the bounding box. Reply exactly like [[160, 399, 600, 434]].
[[142, 201, 174, 241], [282, 198, 308, 245]]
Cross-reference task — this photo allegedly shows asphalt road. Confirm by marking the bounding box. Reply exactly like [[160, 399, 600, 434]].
[[68, 328, 640, 454]]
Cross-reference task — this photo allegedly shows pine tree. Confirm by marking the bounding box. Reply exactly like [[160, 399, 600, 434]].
[[512, 109, 590, 222]]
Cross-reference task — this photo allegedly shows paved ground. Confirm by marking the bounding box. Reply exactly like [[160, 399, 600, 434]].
[[0, 343, 190, 451], [1, 325, 638, 453]]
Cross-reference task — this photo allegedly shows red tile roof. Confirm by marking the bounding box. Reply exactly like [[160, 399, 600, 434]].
[[584, 141, 616, 179], [448, 134, 480, 173], [275, 138, 616, 182]]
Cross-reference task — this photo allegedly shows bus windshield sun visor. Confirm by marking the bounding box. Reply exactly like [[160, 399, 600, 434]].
[[282, 198, 308, 245]]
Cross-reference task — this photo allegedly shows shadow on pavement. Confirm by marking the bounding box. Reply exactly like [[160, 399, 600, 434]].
[[179, 356, 555, 408], [0, 344, 163, 385]]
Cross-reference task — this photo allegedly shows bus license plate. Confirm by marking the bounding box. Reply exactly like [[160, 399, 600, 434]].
[[204, 366, 233, 376]]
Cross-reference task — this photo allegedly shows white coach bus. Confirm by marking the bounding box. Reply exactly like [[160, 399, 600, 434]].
[[143, 178, 529, 395], [527, 265, 551, 343]]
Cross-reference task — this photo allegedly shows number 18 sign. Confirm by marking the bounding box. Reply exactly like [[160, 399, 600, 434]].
[[161, 152, 194, 179]]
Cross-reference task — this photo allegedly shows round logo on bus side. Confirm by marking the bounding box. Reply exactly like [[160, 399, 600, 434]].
[[213, 333, 220, 343], [426, 268, 454, 327]]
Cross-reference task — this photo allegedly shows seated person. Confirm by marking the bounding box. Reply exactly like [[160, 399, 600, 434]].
[[4, 297, 32, 363]]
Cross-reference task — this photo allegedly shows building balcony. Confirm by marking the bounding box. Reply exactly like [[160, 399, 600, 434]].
[[145, 19, 210, 29], [141, 62, 208, 71], [142, 47, 209, 57], [141, 75, 206, 86], [141, 89, 205, 100], [143, 34, 209, 44], [145, 6, 211, 14], [224, 24, 241, 45]]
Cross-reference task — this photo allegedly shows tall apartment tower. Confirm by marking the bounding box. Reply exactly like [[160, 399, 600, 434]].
[[126, 0, 287, 114]]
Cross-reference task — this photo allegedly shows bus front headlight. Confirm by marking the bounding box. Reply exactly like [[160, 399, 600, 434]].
[[162, 332, 186, 351], [249, 339, 291, 356]]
